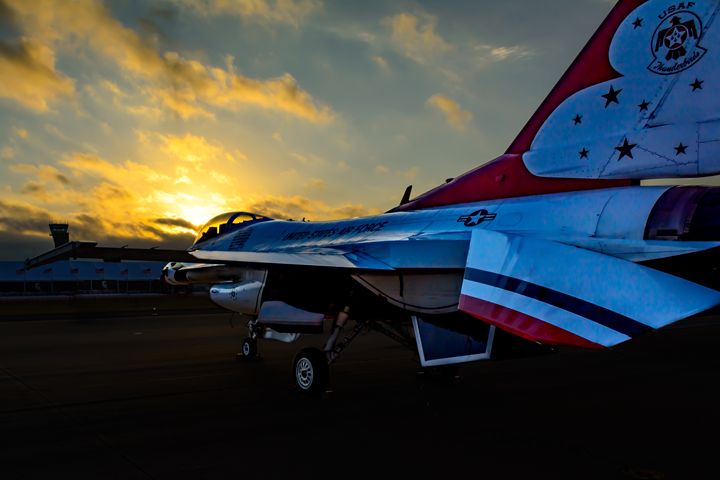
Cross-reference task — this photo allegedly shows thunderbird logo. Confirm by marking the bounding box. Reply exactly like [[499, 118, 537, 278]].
[[458, 209, 497, 227], [648, 8, 707, 75]]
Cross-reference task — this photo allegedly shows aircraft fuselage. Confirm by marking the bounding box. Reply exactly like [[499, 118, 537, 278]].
[[174, 185, 720, 317]]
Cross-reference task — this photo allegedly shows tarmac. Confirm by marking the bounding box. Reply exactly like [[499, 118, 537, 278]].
[[1, 308, 720, 479]]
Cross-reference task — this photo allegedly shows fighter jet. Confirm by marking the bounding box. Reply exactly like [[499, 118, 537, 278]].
[[27, 0, 720, 394]]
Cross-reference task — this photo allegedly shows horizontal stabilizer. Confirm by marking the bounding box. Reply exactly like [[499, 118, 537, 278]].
[[460, 230, 720, 348]]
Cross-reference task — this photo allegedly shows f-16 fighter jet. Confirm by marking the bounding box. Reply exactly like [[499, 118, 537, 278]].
[[28, 0, 720, 394]]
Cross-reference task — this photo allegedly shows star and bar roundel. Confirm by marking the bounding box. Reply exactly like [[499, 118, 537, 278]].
[[522, 0, 720, 180]]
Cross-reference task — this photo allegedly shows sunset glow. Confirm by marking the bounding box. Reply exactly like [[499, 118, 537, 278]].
[[0, 0, 628, 258]]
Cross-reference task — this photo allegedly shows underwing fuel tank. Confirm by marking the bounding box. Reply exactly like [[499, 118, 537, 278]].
[[209, 269, 267, 315], [162, 263, 249, 285]]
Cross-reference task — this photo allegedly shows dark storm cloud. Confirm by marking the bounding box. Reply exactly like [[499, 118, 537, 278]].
[[0, 39, 31, 63], [0, 226, 195, 261], [70, 213, 105, 240], [0, 231, 54, 260], [138, 18, 167, 42], [138, 0, 178, 38], [20, 182, 45, 195], [0, 217, 48, 234], [0, 200, 52, 234], [0, 0, 18, 34], [55, 172, 70, 185], [150, 3, 178, 21]]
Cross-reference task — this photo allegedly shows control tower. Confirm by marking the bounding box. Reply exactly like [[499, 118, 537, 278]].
[[48, 223, 69, 248]]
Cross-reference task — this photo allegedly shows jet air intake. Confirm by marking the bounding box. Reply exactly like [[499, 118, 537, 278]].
[[645, 186, 720, 241]]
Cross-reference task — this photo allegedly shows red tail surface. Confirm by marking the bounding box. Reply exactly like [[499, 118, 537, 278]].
[[394, 1, 646, 211]]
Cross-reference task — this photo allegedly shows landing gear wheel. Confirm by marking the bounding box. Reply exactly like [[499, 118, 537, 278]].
[[293, 348, 329, 395], [238, 337, 258, 361]]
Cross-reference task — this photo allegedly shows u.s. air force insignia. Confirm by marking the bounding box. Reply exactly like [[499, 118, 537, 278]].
[[457, 209, 496, 227], [648, 6, 707, 75]]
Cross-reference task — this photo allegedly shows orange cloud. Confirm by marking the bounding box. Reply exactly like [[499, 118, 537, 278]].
[[8, 153, 198, 242], [3, 0, 333, 122], [13, 127, 29, 139], [60, 152, 172, 185], [175, 0, 322, 27], [426, 94, 473, 131], [244, 194, 380, 221], [138, 131, 246, 165], [54, 147, 238, 230], [0, 38, 74, 111], [6, 148, 380, 249], [9, 163, 70, 185], [382, 13, 453, 64]]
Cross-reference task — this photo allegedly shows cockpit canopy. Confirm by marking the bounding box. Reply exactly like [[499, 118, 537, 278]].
[[193, 211, 272, 246]]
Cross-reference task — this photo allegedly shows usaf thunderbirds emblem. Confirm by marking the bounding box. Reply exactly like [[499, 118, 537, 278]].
[[649, 7, 707, 75]]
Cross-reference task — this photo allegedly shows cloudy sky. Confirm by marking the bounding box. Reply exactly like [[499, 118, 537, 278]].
[[0, 0, 618, 259]]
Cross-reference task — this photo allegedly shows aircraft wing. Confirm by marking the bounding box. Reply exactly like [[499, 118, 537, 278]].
[[24, 240, 396, 271], [24, 241, 197, 269], [459, 229, 720, 349], [189, 248, 394, 270]]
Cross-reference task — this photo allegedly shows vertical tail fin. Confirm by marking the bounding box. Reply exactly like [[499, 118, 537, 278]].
[[507, 0, 645, 154], [396, 0, 720, 210]]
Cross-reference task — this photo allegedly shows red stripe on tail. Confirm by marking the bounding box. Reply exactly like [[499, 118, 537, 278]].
[[394, 1, 647, 211], [392, 154, 629, 211], [460, 294, 604, 349], [507, 0, 646, 154]]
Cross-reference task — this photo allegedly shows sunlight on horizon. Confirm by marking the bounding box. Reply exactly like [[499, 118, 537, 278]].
[[0, 0, 624, 258]]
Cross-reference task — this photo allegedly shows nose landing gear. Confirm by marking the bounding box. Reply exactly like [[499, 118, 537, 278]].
[[239, 337, 258, 361], [236, 320, 260, 361]]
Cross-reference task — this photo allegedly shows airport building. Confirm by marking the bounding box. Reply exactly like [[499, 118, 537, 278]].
[[0, 223, 183, 296], [0, 260, 168, 295]]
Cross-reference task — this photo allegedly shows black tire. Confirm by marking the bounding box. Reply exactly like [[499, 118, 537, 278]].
[[292, 348, 329, 395], [240, 337, 258, 360]]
